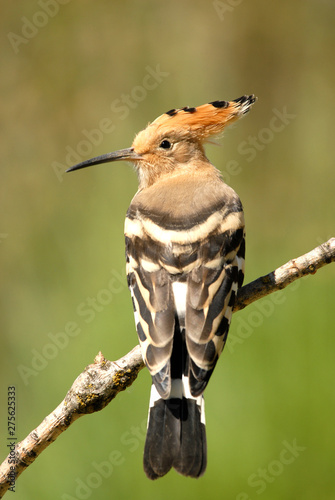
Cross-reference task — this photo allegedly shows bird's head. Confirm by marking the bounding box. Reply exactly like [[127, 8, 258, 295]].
[[67, 95, 256, 188]]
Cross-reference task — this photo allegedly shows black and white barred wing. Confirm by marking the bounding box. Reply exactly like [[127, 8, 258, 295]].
[[125, 209, 245, 400], [185, 225, 245, 397], [125, 230, 176, 399]]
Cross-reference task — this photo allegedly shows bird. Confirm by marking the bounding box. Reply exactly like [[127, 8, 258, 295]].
[[67, 94, 256, 479]]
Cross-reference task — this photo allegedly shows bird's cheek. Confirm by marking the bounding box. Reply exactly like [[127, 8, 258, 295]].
[[172, 145, 191, 164]]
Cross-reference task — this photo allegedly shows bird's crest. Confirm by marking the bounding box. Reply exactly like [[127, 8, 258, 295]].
[[148, 94, 256, 142]]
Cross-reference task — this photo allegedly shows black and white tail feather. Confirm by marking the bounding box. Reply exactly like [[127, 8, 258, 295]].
[[144, 325, 207, 479]]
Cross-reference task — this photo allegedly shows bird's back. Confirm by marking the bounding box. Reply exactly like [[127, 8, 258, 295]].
[[125, 167, 245, 396]]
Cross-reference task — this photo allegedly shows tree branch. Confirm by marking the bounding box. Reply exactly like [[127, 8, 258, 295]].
[[0, 238, 334, 497], [234, 237, 335, 311]]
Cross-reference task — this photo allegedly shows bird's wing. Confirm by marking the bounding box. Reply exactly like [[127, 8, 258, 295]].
[[125, 176, 245, 399], [125, 223, 176, 399], [185, 227, 245, 396]]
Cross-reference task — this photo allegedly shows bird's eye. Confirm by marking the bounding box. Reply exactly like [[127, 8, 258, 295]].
[[159, 139, 172, 149]]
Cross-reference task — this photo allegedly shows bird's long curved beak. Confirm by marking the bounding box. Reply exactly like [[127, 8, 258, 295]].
[[66, 147, 141, 173]]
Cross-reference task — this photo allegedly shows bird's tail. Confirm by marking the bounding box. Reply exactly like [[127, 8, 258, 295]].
[[143, 380, 207, 479]]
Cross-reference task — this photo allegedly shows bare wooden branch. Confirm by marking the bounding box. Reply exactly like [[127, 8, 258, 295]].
[[235, 237, 335, 311], [0, 347, 144, 498], [0, 238, 334, 497]]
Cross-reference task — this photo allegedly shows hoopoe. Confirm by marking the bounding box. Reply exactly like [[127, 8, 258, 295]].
[[67, 95, 256, 479]]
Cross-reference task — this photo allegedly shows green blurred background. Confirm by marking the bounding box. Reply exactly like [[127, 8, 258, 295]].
[[1, 1, 334, 498]]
